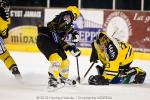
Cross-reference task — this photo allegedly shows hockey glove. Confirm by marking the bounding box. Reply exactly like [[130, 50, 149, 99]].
[[69, 45, 81, 57], [0, 29, 8, 39], [71, 31, 80, 44], [88, 75, 109, 85]]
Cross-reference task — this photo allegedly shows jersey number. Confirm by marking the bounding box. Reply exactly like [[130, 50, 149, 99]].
[[120, 42, 127, 50]]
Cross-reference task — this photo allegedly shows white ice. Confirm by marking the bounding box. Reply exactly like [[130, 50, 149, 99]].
[[0, 52, 150, 100]]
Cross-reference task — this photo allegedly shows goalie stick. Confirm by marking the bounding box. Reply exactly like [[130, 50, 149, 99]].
[[80, 62, 95, 83]]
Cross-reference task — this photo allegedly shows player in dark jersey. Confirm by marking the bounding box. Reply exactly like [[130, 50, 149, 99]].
[[37, 6, 81, 89]]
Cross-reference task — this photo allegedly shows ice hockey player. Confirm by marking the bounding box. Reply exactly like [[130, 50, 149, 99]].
[[88, 32, 146, 85], [36, 6, 81, 89], [0, 0, 21, 79]]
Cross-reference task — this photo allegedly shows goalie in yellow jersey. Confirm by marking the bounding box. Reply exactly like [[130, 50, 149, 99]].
[[0, 0, 21, 79], [88, 32, 146, 85]]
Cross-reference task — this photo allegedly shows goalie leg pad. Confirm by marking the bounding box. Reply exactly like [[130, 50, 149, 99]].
[[122, 67, 146, 84], [134, 71, 146, 84]]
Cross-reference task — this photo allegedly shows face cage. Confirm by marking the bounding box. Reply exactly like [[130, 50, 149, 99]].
[[73, 13, 77, 21], [96, 35, 105, 44]]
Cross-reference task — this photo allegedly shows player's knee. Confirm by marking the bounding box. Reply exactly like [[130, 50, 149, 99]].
[[48, 53, 62, 76], [0, 51, 16, 69], [60, 59, 69, 69], [49, 53, 62, 64], [60, 59, 69, 78]]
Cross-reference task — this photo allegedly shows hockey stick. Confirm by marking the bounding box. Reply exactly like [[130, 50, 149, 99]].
[[75, 43, 80, 83], [83, 62, 95, 79], [76, 56, 81, 83]]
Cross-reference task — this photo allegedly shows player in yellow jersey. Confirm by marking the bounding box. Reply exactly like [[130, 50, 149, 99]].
[[88, 32, 146, 85], [0, 0, 21, 79]]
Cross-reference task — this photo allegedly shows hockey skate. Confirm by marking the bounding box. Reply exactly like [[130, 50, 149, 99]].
[[48, 77, 65, 92], [59, 74, 76, 86], [10, 66, 22, 80]]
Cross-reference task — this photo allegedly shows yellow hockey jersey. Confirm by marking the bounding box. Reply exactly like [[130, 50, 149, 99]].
[[94, 37, 134, 81]]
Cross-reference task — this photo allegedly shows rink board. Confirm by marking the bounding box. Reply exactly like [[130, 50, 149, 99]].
[[5, 44, 150, 60]]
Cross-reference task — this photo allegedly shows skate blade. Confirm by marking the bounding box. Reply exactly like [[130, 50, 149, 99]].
[[48, 83, 65, 92], [15, 75, 24, 84], [64, 84, 76, 87], [64, 81, 77, 87]]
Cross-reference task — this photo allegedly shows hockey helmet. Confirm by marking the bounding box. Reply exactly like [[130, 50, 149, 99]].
[[0, 0, 10, 32], [0, 0, 9, 7], [0, 0, 10, 20], [96, 32, 106, 40], [66, 6, 80, 20], [0, 0, 10, 11]]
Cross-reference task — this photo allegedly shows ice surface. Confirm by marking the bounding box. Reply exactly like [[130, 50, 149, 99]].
[[0, 52, 150, 100]]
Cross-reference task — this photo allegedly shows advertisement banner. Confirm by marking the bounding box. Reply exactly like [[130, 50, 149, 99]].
[[5, 7, 44, 51], [9, 7, 44, 29], [103, 11, 150, 53], [45, 9, 104, 48]]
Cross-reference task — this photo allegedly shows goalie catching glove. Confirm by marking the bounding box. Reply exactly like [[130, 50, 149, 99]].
[[68, 45, 81, 57], [88, 75, 109, 85]]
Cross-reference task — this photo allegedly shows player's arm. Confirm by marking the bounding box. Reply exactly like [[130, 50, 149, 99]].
[[47, 20, 57, 32], [120, 43, 134, 66], [0, 7, 11, 39], [0, 28, 9, 39], [48, 11, 74, 33], [60, 40, 70, 51], [60, 40, 81, 57]]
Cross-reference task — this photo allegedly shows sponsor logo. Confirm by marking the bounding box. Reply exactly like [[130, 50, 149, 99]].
[[5, 26, 37, 45], [67, 13, 103, 47], [104, 11, 132, 42]]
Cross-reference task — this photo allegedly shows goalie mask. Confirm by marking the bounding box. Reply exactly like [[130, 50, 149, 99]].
[[96, 32, 110, 46]]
